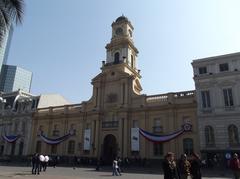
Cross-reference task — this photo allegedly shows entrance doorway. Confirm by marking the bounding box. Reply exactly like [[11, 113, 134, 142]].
[[103, 134, 117, 164]]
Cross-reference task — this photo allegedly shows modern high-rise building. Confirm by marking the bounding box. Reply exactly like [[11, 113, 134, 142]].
[[0, 26, 13, 73], [0, 64, 32, 93]]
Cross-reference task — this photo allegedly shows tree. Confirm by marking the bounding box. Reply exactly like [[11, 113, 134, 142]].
[[0, 0, 24, 45]]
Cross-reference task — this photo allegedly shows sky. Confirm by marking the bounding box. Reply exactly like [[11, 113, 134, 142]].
[[7, 0, 240, 103]]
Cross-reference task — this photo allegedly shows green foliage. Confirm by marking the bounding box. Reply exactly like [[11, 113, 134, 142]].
[[0, 0, 24, 44]]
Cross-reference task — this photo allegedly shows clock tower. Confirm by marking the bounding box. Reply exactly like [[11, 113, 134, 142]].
[[105, 15, 139, 70], [91, 16, 142, 112]]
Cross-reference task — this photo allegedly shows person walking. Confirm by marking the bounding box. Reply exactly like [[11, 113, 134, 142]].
[[112, 158, 120, 176], [43, 155, 49, 171], [230, 153, 240, 179], [31, 153, 37, 174], [32, 153, 40, 175], [162, 152, 179, 179], [117, 157, 122, 175], [39, 154, 45, 172], [73, 156, 77, 169], [190, 153, 202, 179], [178, 154, 191, 179]]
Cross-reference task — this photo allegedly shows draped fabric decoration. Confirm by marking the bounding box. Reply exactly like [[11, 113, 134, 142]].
[[39, 130, 74, 145], [139, 123, 192, 143], [2, 134, 21, 143]]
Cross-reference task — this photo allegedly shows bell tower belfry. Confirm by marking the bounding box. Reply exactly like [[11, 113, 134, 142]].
[[91, 16, 143, 110], [105, 15, 138, 70]]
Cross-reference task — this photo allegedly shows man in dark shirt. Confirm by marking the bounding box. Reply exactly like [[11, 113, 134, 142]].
[[162, 152, 179, 179], [32, 153, 40, 175]]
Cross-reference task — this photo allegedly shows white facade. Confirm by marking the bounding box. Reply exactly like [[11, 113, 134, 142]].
[[0, 90, 39, 156], [192, 52, 240, 158], [0, 91, 70, 158]]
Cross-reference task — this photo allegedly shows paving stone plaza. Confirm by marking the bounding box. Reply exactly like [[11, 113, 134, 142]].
[[0, 166, 233, 179]]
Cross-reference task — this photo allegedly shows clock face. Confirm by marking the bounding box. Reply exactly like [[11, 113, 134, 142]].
[[116, 27, 123, 35]]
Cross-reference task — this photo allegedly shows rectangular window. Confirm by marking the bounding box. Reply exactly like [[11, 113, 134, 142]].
[[52, 130, 59, 136], [36, 141, 42, 153], [219, 63, 229, 72], [133, 120, 138, 128], [201, 90, 211, 108], [68, 141, 75, 154], [153, 118, 162, 133], [153, 143, 163, 156], [51, 145, 57, 154], [223, 88, 234, 107], [198, 67, 207, 74]]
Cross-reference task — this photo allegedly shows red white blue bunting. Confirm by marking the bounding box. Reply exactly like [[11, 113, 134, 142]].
[[139, 123, 192, 143], [2, 134, 20, 143], [39, 131, 74, 145]]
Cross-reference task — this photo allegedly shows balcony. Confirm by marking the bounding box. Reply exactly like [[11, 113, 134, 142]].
[[102, 121, 119, 128]]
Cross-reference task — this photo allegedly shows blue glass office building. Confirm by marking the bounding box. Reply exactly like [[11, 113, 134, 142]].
[[0, 65, 32, 93], [0, 26, 13, 73]]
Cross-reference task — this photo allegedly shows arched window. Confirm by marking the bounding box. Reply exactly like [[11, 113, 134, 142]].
[[68, 140, 75, 154], [114, 52, 120, 64], [129, 29, 132, 37], [228, 124, 239, 146], [183, 138, 193, 155], [205, 126, 215, 146]]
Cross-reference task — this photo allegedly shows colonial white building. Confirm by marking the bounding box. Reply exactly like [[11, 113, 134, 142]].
[[0, 90, 70, 158], [0, 90, 39, 157], [192, 52, 240, 160]]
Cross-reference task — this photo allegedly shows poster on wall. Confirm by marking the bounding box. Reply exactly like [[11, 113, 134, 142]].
[[83, 129, 91, 150], [131, 128, 139, 151]]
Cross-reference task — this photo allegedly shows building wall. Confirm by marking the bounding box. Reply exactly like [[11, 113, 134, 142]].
[[31, 90, 198, 160], [0, 90, 38, 157], [192, 52, 240, 157], [0, 65, 32, 93]]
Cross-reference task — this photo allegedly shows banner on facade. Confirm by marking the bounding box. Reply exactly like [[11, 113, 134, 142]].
[[139, 123, 192, 143], [83, 129, 91, 150], [131, 128, 139, 151], [2, 133, 20, 143], [39, 132, 73, 145]]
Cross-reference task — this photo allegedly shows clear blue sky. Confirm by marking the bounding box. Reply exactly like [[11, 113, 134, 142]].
[[8, 0, 240, 103]]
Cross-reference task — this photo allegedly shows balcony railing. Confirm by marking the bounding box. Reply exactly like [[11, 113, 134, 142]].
[[146, 90, 195, 103], [102, 121, 119, 128], [36, 103, 83, 115]]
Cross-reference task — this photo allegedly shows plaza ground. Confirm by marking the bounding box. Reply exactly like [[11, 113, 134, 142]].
[[0, 165, 233, 179]]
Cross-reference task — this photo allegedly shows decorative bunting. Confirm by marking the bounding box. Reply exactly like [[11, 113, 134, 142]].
[[39, 130, 74, 145], [139, 123, 192, 143], [2, 134, 20, 143]]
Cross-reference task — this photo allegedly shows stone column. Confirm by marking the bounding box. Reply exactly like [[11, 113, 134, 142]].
[[123, 116, 128, 158]]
